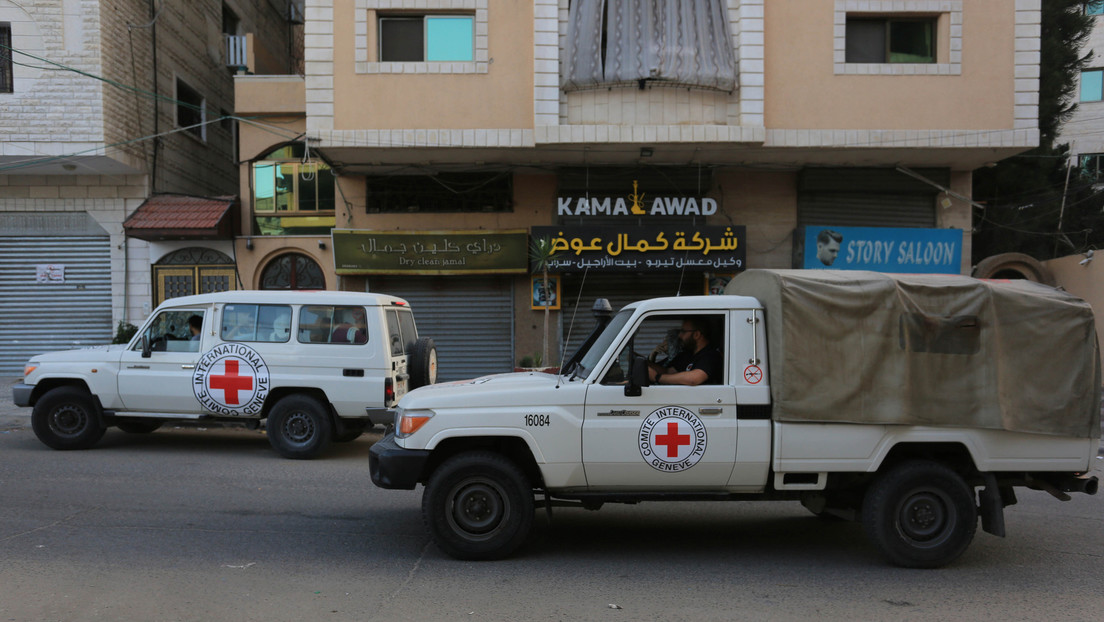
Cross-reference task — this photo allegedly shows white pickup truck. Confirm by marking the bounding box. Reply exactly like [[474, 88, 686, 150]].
[[370, 270, 1100, 567]]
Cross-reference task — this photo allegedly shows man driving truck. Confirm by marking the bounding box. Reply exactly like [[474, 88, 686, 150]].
[[647, 317, 723, 385]]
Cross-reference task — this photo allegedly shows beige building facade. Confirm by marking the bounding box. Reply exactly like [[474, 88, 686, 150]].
[[233, 0, 1041, 380], [0, 0, 298, 373]]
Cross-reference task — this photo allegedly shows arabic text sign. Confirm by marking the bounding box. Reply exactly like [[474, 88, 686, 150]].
[[332, 229, 529, 275], [532, 226, 746, 272], [800, 226, 963, 274]]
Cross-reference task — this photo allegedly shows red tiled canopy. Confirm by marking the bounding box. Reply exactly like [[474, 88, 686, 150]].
[[124, 194, 237, 241]]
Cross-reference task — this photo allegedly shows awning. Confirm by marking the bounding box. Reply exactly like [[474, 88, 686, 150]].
[[124, 194, 237, 241]]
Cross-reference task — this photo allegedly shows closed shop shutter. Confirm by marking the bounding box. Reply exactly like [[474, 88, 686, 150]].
[[0, 235, 113, 374], [797, 167, 944, 228], [558, 273, 700, 363], [373, 277, 514, 382], [797, 193, 936, 228]]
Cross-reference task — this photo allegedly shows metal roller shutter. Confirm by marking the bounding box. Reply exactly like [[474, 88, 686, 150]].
[[558, 274, 699, 363], [373, 277, 514, 382], [798, 193, 936, 228], [0, 236, 113, 374], [796, 167, 944, 228]]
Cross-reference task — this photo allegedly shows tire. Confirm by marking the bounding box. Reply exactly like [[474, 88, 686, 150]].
[[115, 419, 163, 434], [266, 395, 333, 459], [31, 386, 107, 450], [408, 337, 438, 390], [333, 418, 369, 443], [422, 451, 534, 560], [862, 460, 978, 568]]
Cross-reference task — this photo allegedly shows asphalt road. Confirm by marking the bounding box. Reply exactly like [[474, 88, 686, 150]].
[[2, 378, 1104, 621]]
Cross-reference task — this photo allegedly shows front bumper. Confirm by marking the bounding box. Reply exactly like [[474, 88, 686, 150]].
[[12, 383, 33, 407], [369, 433, 431, 490]]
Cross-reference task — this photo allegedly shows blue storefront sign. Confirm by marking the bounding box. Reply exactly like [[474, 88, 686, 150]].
[[797, 226, 963, 274]]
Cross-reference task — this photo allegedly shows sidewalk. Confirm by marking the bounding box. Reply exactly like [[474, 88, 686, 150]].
[[0, 377, 29, 430]]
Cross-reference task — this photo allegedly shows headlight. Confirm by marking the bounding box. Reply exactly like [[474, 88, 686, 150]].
[[23, 364, 37, 378], [395, 408, 434, 438]]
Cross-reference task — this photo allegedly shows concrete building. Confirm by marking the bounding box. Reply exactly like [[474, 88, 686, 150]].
[[1063, 2, 1104, 177], [0, 0, 299, 373], [232, 0, 1041, 381]]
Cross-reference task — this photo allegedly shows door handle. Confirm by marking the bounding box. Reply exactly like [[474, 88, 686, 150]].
[[127, 365, 150, 370], [699, 407, 723, 415], [181, 364, 196, 370]]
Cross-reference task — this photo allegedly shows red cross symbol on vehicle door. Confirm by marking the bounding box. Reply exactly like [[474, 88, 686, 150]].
[[654, 421, 691, 458], [209, 359, 254, 405]]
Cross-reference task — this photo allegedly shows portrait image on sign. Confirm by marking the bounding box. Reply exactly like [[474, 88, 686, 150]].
[[638, 405, 708, 472], [193, 343, 270, 416]]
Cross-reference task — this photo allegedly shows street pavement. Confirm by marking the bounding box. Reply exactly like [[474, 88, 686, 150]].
[[0, 377, 27, 430]]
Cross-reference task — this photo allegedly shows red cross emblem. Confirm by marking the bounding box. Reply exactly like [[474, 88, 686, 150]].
[[209, 359, 254, 405], [654, 421, 690, 458]]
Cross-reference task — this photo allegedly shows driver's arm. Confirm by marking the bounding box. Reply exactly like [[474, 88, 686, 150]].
[[653, 368, 707, 386]]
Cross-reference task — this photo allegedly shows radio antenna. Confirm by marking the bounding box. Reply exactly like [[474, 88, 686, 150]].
[[556, 266, 590, 387]]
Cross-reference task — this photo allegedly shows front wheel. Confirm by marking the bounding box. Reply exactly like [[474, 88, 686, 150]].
[[31, 386, 106, 450], [862, 460, 977, 568], [266, 395, 333, 459], [422, 451, 534, 560]]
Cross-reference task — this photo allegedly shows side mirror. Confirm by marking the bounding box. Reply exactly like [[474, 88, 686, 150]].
[[141, 334, 151, 358], [625, 355, 648, 397]]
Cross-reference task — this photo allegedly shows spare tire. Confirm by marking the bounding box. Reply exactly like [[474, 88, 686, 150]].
[[409, 337, 438, 389]]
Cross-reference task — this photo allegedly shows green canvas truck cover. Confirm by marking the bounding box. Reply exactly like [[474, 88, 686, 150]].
[[725, 269, 1101, 439]]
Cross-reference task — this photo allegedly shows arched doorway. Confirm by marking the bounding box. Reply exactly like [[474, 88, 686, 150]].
[[260, 252, 325, 290], [153, 247, 236, 305]]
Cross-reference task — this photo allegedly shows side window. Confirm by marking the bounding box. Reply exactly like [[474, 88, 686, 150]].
[[221, 304, 258, 341], [298, 305, 368, 345], [137, 309, 205, 353], [398, 309, 418, 354], [221, 304, 293, 343], [601, 315, 680, 385], [386, 309, 403, 356], [601, 313, 725, 386]]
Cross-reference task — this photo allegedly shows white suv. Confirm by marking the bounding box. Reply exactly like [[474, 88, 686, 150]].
[[13, 290, 436, 459]]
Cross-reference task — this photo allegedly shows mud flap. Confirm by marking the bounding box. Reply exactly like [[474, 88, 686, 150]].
[[979, 473, 1006, 537]]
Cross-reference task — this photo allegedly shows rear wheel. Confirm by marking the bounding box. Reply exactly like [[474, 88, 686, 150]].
[[422, 451, 534, 560], [266, 395, 333, 459], [862, 460, 977, 568], [31, 386, 106, 450]]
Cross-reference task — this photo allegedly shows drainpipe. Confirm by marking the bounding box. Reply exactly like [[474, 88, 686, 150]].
[[149, 0, 159, 191]]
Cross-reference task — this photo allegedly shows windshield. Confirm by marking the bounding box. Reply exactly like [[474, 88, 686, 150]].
[[575, 309, 634, 379]]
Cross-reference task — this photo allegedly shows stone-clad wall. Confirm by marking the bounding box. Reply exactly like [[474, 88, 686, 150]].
[[0, 0, 107, 160]]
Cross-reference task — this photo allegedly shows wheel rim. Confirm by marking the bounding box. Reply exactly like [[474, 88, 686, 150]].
[[281, 411, 316, 445], [445, 477, 510, 541], [49, 403, 89, 438], [428, 350, 438, 384], [894, 487, 955, 547]]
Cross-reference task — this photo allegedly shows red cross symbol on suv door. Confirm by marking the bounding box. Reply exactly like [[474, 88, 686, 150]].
[[654, 421, 690, 458], [209, 359, 253, 405]]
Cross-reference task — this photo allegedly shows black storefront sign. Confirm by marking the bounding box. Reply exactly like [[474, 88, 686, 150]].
[[532, 225, 745, 273]]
